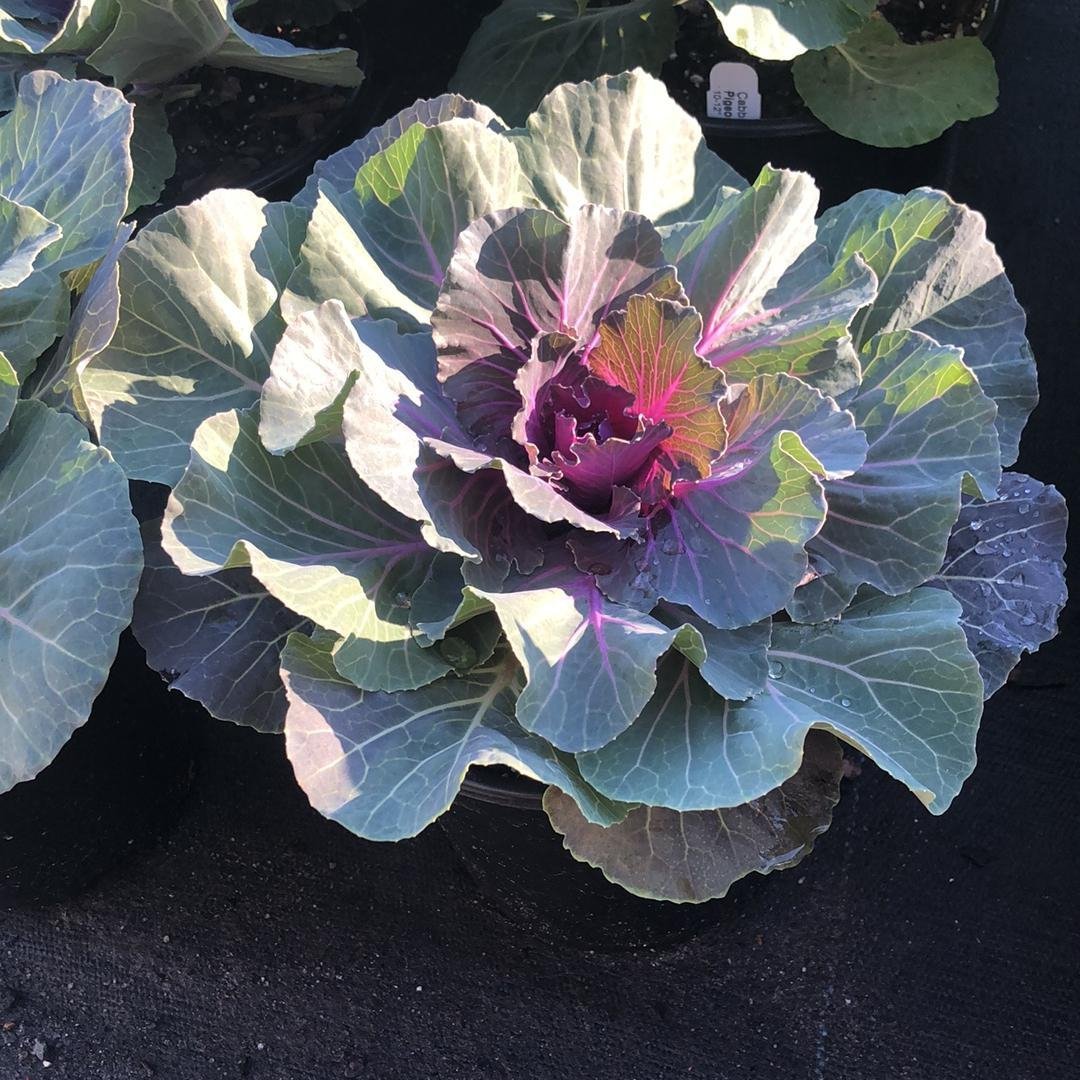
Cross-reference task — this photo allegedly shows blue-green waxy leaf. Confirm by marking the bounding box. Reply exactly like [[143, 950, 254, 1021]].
[[449, 0, 677, 128], [706, 0, 877, 61], [282, 118, 536, 324], [662, 166, 819, 358], [510, 69, 745, 226], [469, 565, 703, 753], [28, 222, 133, 419], [0, 194, 59, 288], [281, 635, 626, 841], [259, 300, 449, 456], [259, 299, 546, 578], [88, 0, 363, 87], [133, 518, 307, 734], [0, 0, 118, 55], [654, 603, 771, 701], [817, 188, 1035, 466], [579, 588, 984, 815], [0, 400, 141, 793], [0, 72, 132, 275], [83, 191, 304, 485], [930, 473, 1068, 696], [793, 19, 998, 149], [546, 730, 842, 902], [579, 372, 858, 628], [294, 94, 505, 209], [700, 240, 877, 398], [161, 409, 449, 694], [0, 72, 133, 375], [128, 94, 176, 213], [798, 330, 1000, 613]]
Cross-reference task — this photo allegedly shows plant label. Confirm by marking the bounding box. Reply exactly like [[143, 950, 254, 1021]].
[[706, 62, 762, 121]]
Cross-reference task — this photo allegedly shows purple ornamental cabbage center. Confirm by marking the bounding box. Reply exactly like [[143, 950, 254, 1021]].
[[527, 363, 675, 516]]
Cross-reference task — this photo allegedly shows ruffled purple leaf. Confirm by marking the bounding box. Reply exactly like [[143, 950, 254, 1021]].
[[432, 203, 681, 442]]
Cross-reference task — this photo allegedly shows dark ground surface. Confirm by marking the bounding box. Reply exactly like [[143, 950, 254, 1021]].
[[1, 0, 1078, 1077]]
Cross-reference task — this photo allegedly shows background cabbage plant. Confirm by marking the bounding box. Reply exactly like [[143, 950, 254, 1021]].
[[449, 0, 998, 148], [0, 0, 364, 210], [68, 70, 1066, 901], [0, 72, 140, 793]]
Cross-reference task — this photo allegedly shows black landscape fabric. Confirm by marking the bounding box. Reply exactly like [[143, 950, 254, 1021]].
[[1, 0, 1077, 1076]]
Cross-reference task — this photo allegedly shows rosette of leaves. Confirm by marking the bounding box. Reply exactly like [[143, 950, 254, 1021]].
[[0, 72, 141, 793], [450, 0, 998, 147], [0, 0, 364, 211], [73, 71, 1065, 902]]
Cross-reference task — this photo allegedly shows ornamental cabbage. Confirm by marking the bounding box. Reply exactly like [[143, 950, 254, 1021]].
[[74, 71, 1066, 901]]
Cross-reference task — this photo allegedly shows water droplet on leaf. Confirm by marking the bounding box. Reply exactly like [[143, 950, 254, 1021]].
[[661, 538, 683, 556], [768, 660, 785, 679], [970, 519, 984, 531]]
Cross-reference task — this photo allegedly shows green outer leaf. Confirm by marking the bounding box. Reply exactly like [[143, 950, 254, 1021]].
[[546, 730, 842, 902], [161, 409, 449, 693], [0, 72, 133, 375], [662, 166, 819, 362], [0, 401, 141, 793], [698, 240, 876, 398], [579, 588, 983, 815], [654, 603, 770, 701], [511, 69, 744, 227], [0, 193, 59, 288], [0, 56, 75, 111], [281, 635, 625, 841], [351, 120, 536, 311], [794, 19, 998, 148], [28, 222, 133, 418], [89, 0, 362, 87], [84, 191, 303, 485], [259, 301, 439, 455], [283, 119, 536, 324], [720, 372, 867, 481], [817, 187, 1035, 466], [470, 567, 703, 753], [127, 94, 176, 213], [0, 351, 15, 432], [0, 0, 118, 55], [133, 518, 307, 733], [804, 330, 1000, 603], [0, 72, 132, 275], [450, 0, 677, 127], [707, 0, 877, 61], [294, 95, 506, 210]]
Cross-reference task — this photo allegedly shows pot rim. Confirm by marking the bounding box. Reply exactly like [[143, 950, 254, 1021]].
[[696, 0, 1007, 139]]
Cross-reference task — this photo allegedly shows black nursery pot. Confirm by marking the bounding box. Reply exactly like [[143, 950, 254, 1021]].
[[0, 631, 200, 908], [160, 0, 503, 208], [671, 0, 1008, 207], [439, 767, 724, 951]]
